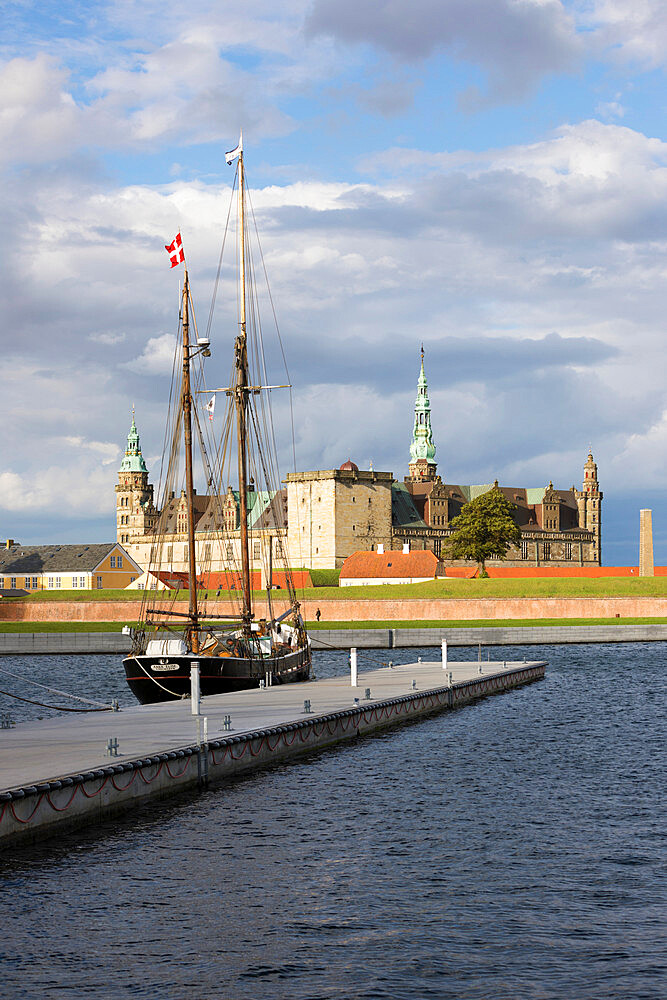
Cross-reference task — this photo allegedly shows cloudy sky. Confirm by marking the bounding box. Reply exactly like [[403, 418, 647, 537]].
[[1, 0, 666, 564]]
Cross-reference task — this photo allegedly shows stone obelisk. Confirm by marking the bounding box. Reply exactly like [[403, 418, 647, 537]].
[[639, 509, 654, 577]]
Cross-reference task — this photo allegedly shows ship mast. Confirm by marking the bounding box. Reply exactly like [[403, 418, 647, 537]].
[[235, 146, 253, 623], [181, 270, 200, 650]]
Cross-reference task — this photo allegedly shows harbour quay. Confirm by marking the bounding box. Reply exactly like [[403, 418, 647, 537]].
[[0, 622, 665, 656], [0, 655, 545, 848]]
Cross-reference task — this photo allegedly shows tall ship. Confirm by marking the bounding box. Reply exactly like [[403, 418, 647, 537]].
[[123, 138, 311, 704]]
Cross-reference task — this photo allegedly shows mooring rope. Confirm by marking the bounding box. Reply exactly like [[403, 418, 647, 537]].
[[0, 687, 112, 712], [0, 664, 112, 709]]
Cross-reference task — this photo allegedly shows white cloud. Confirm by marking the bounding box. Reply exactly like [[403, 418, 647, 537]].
[[88, 331, 127, 345], [124, 334, 178, 376], [0, 466, 115, 515], [0, 55, 82, 166], [596, 100, 626, 121], [579, 1, 667, 70], [610, 408, 667, 488], [62, 437, 120, 466]]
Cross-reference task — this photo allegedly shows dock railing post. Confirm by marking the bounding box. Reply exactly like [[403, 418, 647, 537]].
[[441, 639, 448, 670], [190, 662, 200, 716], [195, 715, 209, 789], [350, 647, 358, 687]]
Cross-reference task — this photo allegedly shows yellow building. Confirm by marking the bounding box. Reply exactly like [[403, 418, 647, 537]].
[[0, 541, 141, 592]]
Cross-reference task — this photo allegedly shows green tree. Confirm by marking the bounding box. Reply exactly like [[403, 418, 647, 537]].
[[445, 486, 521, 576]]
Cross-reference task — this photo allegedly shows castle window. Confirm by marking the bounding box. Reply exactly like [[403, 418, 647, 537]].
[[226, 544, 233, 561], [543, 542, 551, 561], [253, 542, 260, 560], [118, 556, 123, 568], [565, 542, 572, 559], [96, 576, 103, 589], [521, 541, 529, 560], [110, 556, 116, 568]]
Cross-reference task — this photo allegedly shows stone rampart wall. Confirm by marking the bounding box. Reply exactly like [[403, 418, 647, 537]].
[[0, 596, 666, 622]]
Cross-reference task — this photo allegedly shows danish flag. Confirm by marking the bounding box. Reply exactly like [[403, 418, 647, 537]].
[[165, 232, 185, 268]]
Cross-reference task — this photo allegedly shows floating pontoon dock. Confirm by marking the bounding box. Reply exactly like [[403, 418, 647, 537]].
[[0, 656, 545, 848]]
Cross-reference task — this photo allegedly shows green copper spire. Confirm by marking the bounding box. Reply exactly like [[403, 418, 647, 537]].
[[119, 410, 148, 473], [409, 346, 436, 466]]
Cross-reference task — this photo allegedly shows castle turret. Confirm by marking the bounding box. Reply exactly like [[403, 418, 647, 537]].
[[407, 347, 437, 482], [115, 411, 156, 544], [575, 451, 602, 564]]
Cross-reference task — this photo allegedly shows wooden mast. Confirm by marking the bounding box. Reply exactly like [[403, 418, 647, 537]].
[[181, 269, 199, 650], [235, 145, 253, 623]]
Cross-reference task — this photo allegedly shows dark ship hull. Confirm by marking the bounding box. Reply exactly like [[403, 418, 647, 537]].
[[123, 644, 312, 705]]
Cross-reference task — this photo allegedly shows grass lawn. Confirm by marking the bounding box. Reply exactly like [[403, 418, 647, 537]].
[[297, 577, 666, 600], [1, 617, 666, 633], [305, 617, 667, 629], [5, 577, 666, 603]]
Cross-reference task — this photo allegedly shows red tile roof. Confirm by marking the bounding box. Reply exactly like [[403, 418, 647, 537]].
[[340, 550, 440, 579], [149, 569, 312, 590]]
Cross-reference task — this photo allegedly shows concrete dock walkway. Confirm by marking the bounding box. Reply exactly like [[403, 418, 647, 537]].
[[0, 657, 545, 848]]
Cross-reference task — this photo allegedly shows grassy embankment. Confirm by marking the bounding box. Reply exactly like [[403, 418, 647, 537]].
[[0, 574, 664, 631], [6, 575, 666, 602], [0, 617, 665, 633]]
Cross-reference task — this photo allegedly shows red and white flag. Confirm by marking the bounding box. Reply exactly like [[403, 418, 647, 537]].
[[165, 232, 185, 268], [206, 395, 216, 421]]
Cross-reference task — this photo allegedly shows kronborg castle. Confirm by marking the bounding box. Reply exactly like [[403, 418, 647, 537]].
[[116, 354, 602, 574]]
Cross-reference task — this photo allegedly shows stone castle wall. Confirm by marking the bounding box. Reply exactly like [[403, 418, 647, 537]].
[[1, 596, 665, 622]]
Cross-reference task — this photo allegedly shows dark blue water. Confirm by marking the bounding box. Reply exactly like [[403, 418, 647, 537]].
[[0, 643, 665, 999]]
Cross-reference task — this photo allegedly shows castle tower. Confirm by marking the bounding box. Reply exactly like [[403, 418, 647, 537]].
[[575, 450, 602, 564], [407, 347, 437, 482], [542, 481, 562, 531], [115, 412, 156, 544]]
